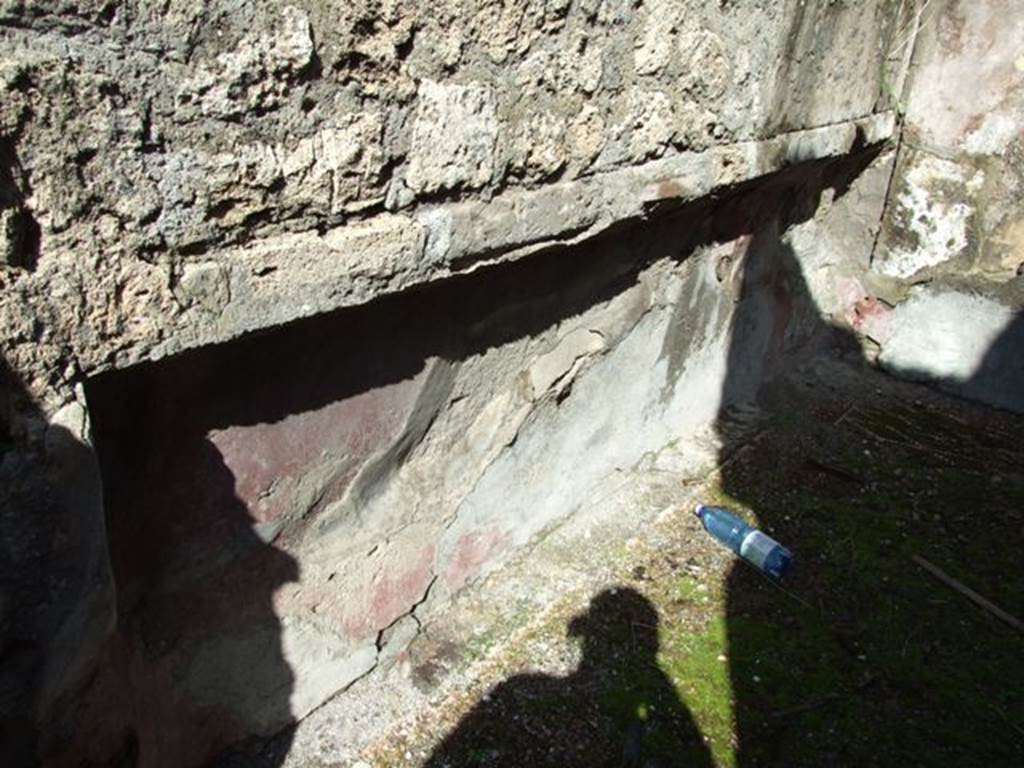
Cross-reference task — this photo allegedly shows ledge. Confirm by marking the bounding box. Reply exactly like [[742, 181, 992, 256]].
[[142, 112, 895, 368]]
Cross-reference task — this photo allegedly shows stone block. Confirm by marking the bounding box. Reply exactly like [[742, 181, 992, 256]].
[[405, 80, 498, 195], [874, 151, 983, 279], [879, 289, 1024, 413]]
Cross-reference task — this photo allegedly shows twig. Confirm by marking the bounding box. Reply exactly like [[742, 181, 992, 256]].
[[771, 674, 878, 719], [850, 421, 906, 446], [804, 456, 865, 484], [850, 419, 962, 464], [911, 555, 1024, 634], [772, 693, 839, 719], [833, 402, 857, 426], [979, 687, 1024, 745]]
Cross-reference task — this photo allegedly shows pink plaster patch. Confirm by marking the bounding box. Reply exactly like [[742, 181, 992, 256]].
[[836, 276, 868, 326], [209, 381, 415, 525], [850, 296, 894, 344], [834, 278, 893, 344], [339, 542, 437, 639], [444, 527, 510, 592]]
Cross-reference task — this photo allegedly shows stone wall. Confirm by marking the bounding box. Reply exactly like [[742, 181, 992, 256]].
[[850, 0, 1024, 412], [60, 150, 887, 767], [0, 0, 911, 402], [0, 2, 920, 765]]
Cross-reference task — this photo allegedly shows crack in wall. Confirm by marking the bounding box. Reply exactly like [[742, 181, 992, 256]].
[[869, 125, 906, 268], [286, 572, 439, 744], [869, 0, 931, 268]]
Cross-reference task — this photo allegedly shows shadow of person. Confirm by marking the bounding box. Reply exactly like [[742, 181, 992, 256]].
[[425, 587, 712, 768], [711, 162, 1024, 765], [711, 196, 849, 767]]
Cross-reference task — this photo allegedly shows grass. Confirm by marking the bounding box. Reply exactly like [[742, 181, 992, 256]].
[[369, 365, 1024, 766], [663, 616, 735, 766], [650, 374, 1024, 766]]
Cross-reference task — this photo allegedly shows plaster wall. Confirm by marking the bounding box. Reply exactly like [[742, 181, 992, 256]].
[[857, 0, 1024, 412]]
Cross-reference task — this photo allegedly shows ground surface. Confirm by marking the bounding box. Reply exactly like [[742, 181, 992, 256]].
[[362, 358, 1024, 767]]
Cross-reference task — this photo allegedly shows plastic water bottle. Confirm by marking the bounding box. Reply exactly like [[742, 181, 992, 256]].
[[695, 504, 793, 579]]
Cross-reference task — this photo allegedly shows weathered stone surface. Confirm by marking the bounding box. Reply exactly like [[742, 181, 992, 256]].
[[177, 5, 315, 120], [878, 289, 1024, 413], [874, 150, 983, 279], [876, 1, 1024, 279], [678, 21, 732, 101], [16, 113, 887, 377], [625, 89, 678, 160], [508, 108, 568, 180], [404, 80, 498, 195], [633, 0, 681, 76], [173, 261, 230, 314], [159, 213, 428, 357], [0, 0, 906, 411], [566, 104, 607, 166], [526, 328, 606, 398], [903, 1, 1024, 155], [420, 114, 894, 277], [865, 0, 1024, 411]]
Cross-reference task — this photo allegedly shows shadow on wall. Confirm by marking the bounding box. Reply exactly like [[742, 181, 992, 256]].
[[966, 312, 1024, 409], [713, 187, 1024, 760], [0, 358, 48, 767], [61, 377, 301, 768], [0, 131, 42, 271], [59, 176, 725, 768], [897, 311, 1024, 415], [713, 180, 869, 767], [422, 147, 884, 767], [0, 359, 114, 768]]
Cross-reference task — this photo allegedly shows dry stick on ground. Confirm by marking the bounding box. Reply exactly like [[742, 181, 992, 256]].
[[771, 693, 840, 719], [911, 555, 1024, 634], [804, 456, 865, 484], [832, 402, 857, 426], [849, 418, 963, 465], [771, 674, 878, 719]]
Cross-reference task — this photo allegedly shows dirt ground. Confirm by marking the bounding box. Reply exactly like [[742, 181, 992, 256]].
[[363, 358, 1024, 767]]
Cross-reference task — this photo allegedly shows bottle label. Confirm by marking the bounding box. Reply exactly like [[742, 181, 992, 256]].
[[740, 530, 777, 570]]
